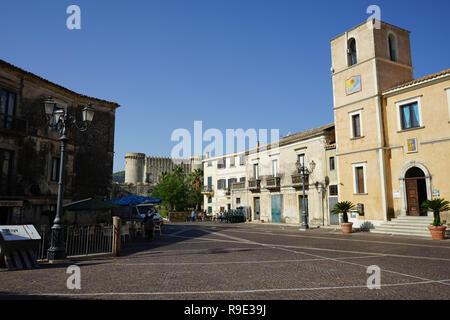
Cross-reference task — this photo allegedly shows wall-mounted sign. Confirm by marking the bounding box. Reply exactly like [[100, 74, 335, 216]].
[[407, 138, 418, 153], [393, 191, 401, 199], [0, 225, 41, 241], [346, 75, 361, 95], [433, 189, 440, 197]]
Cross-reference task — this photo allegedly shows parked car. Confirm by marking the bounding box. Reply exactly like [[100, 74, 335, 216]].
[[135, 203, 164, 226]]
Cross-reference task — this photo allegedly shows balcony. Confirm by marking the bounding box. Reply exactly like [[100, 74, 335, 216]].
[[266, 176, 281, 190], [0, 114, 28, 136], [248, 179, 261, 192], [291, 174, 309, 189], [231, 181, 245, 190], [202, 185, 214, 196]]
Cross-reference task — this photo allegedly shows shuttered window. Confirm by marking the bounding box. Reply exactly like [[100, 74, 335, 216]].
[[352, 114, 361, 138], [355, 166, 365, 194]]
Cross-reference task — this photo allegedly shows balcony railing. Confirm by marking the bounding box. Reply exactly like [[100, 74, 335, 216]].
[[266, 176, 281, 189], [202, 185, 214, 194], [248, 179, 261, 191], [291, 174, 309, 189], [0, 114, 27, 135], [231, 181, 245, 190]]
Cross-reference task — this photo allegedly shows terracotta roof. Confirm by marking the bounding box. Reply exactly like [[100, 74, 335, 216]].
[[0, 59, 120, 108], [279, 123, 334, 146], [383, 68, 450, 94]]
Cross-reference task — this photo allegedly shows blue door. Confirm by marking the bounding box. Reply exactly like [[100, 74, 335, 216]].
[[271, 195, 282, 223], [329, 197, 339, 225]]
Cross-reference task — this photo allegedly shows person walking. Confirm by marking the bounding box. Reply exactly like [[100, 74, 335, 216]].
[[191, 210, 196, 222], [143, 211, 154, 240]]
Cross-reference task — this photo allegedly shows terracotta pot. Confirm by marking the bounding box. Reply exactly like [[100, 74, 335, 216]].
[[340, 222, 353, 234], [427, 225, 447, 240]]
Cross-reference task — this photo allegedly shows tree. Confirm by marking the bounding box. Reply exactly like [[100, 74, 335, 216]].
[[187, 168, 203, 210], [152, 168, 188, 211]]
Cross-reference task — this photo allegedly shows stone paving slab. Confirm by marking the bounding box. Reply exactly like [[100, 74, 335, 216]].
[[0, 222, 449, 300]]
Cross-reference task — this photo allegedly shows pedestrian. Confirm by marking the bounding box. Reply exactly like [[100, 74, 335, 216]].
[[143, 211, 154, 240], [191, 210, 195, 222]]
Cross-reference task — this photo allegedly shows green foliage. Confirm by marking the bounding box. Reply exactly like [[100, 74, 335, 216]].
[[112, 171, 125, 183], [421, 198, 450, 226], [331, 201, 356, 223], [152, 165, 203, 211]]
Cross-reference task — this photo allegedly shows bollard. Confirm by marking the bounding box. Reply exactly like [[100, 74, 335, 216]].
[[112, 216, 122, 257]]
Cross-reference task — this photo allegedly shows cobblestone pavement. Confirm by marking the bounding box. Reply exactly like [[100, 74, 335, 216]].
[[1, 222, 450, 300]]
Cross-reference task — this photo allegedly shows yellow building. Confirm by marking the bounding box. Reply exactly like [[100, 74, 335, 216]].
[[331, 19, 450, 234]]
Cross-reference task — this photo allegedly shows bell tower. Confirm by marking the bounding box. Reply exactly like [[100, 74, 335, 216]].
[[330, 19, 414, 224]]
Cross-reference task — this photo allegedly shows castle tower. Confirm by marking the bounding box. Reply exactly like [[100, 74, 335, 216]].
[[124, 153, 146, 184], [330, 20, 413, 223]]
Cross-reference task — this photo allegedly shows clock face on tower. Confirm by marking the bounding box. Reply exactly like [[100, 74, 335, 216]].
[[346, 75, 361, 95]]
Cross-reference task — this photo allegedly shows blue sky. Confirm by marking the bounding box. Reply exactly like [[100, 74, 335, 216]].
[[1, 0, 449, 172]]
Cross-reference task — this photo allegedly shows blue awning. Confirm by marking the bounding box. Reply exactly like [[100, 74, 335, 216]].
[[108, 195, 161, 206]]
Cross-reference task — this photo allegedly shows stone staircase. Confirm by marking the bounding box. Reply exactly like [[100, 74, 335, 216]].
[[370, 216, 443, 238]]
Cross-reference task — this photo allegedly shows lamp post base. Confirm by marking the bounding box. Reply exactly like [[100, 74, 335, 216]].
[[47, 247, 67, 263]]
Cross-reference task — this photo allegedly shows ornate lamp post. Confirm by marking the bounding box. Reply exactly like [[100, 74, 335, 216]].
[[295, 159, 316, 230], [44, 97, 95, 262]]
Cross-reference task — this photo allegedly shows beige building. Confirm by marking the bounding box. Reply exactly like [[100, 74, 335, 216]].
[[331, 19, 450, 230], [203, 124, 338, 226]]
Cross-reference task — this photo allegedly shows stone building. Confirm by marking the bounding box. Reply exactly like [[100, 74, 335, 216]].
[[331, 19, 450, 235], [0, 59, 119, 226], [121, 153, 203, 196]]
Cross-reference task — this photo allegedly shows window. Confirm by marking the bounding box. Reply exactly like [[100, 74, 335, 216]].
[[347, 38, 357, 66], [297, 154, 305, 167], [400, 102, 420, 130], [388, 33, 398, 62], [239, 155, 245, 166], [239, 177, 246, 182], [272, 159, 278, 177], [353, 164, 366, 194], [217, 179, 226, 189], [352, 114, 361, 138], [217, 158, 226, 169], [329, 157, 335, 171], [228, 178, 237, 188], [208, 197, 212, 204], [329, 185, 338, 196], [207, 161, 212, 167], [253, 164, 259, 180], [0, 149, 14, 194], [229, 156, 235, 167], [51, 157, 60, 182], [236, 198, 241, 205], [0, 89, 16, 129]]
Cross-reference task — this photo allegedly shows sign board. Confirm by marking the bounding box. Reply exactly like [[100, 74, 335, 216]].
[[433, 189, 440, 197], [0, 225, 41, 242], [393, 191, 401, 199]]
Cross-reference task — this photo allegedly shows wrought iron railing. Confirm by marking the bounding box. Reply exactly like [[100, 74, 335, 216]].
[[248, 179, 261, 190], [231, 181, 245, 190], [291, 174, 309, 188], [35, 224, 113, 260], [266, 176, 281, 189]]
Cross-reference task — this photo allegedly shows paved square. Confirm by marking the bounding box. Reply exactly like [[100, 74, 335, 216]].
[[1, 222, 449, 300]]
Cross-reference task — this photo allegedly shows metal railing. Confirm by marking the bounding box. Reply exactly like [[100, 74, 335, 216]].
[[35, 224, 113, 260]]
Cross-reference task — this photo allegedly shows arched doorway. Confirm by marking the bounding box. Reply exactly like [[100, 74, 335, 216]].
[[404, 167, 428, 216]]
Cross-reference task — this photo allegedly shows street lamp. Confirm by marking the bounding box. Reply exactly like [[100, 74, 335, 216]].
[[44, 96, 95, 263], [295, 159, 316, 230]]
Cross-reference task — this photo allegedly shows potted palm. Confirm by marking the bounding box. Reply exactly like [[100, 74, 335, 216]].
[[421, 198, 449, 240], [331, 201, 356, 234]]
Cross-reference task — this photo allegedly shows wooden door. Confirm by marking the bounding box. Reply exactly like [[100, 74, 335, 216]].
[[406, 179, 420, 216]]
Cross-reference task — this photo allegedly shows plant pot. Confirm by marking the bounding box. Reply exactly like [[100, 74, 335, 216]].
[[340, 222, 353, 234], [427, 225, 447, 240]]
